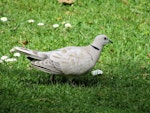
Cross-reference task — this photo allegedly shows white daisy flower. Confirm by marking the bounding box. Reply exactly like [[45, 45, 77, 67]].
[[0, 17, 8, 22], [28, 19, 35, 23], [13, 52, 21, 57], [91, 69, 103, 76], [1, 56, 9, 60], [65, 23, 72, 28], [37, 22, 44, 26], [0, 60, 3, 63], [5, 58, 17, 62], [10, 48, 15, 52], [53, 24, 59, 28]]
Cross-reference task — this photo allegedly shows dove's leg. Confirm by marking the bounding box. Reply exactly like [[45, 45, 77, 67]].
[[68, 78, 76, 87], [50, 74, 55, 83]]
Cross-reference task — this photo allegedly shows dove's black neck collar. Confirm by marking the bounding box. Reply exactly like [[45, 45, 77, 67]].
[[91, 45, 100, 51]]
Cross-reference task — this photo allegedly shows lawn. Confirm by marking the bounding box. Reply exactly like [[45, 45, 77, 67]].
[[0, 0, 150, 113]]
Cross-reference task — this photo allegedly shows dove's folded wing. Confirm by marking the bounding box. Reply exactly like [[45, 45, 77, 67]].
[[31, 46, 94, 75], [31, 59, 63, 74], [50, 47, 95, 75]]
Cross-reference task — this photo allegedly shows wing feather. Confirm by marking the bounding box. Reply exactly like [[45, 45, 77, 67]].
[[31, 59, 63, 74]]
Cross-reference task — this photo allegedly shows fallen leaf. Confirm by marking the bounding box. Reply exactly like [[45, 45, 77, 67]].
[[110, 49, 114, 53], [87, 21, 93, 24], [56, 17, 62, 21], [58, 0, 75, 5], [0, 30, 4, 34], [142, 73, 149, 76], [65, 11, 71, 14], [141, 65, 146, 69], [18, 40, 29, 46], [148, 53, 150, 58], [121, 0, 129, 5]]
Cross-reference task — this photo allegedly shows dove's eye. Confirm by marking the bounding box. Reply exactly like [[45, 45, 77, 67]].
[[104, 37, 107, 40]]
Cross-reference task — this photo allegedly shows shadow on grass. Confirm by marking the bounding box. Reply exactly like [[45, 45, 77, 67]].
[[0, 60, 149, 87], [0, 63, 101, 87]]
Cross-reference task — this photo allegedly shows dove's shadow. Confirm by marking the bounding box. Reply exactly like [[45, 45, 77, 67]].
[[34, 74, 101, 87], [0, 64, 101, 87]]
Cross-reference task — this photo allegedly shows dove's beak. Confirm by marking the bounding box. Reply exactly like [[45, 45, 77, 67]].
[[109, 40, 113, 43]]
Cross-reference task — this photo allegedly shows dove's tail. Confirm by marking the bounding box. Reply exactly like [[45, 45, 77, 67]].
[[13, 46, 47, 61]]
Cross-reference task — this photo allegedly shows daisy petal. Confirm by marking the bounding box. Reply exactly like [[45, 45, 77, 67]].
[[13, 52, 21, 57], [0, 60, 3, 63], [10, 48, 16, 52], [1, 17, 8, 22], [1, 56, 9, 60], [37, 23, 44, 26], [53, 24, 59, 28], [28, 19, 35, 23], [91, 69, 103, 76], [5, 58, 17, 62], [65, 23, 72, 28]]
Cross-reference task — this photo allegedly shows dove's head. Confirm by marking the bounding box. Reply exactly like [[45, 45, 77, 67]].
[[92, 34, 112, 47]]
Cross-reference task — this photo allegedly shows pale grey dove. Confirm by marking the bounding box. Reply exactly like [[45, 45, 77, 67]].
[[13, 34, 112, 82]]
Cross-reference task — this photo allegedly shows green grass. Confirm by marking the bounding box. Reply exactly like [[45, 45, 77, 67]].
[[0, 0, 150, 113]]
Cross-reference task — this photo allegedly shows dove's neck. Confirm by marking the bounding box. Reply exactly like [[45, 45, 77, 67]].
[[91, 46, 103, 61], [91, 40, 104, 52], [91, 38, 104, 50], [90, 45, 100, 51], [89, 41, 104, 62]]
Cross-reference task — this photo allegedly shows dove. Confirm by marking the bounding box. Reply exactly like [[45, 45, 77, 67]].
[[13, 34, 112, 82]]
